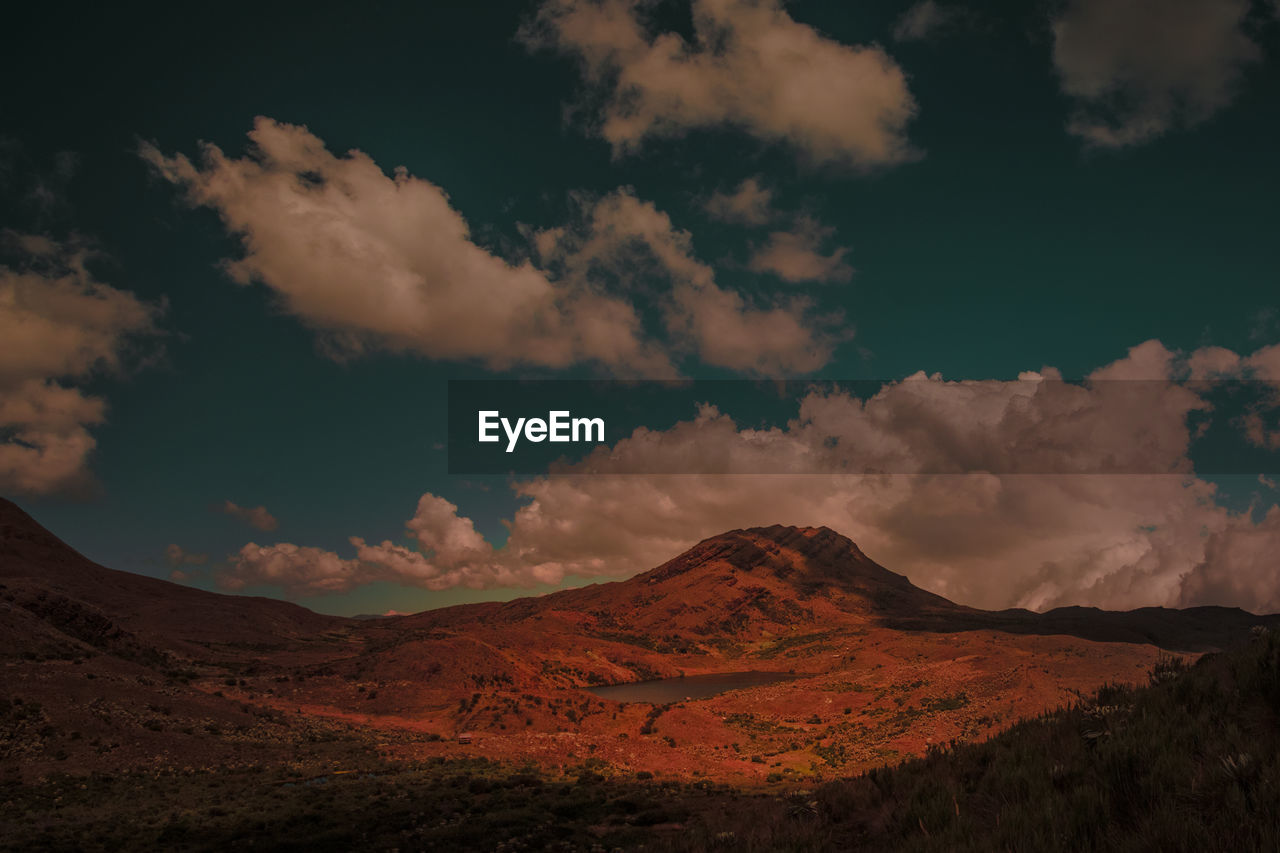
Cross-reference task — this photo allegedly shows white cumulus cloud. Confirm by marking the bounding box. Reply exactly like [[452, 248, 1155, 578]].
[[142, 119, 837, 376]]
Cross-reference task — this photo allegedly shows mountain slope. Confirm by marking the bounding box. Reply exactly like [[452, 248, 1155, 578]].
[[0, 498, 343, 660], [401, 525, 967, 640], [670, 632, 1280, 852], [394, 523, 1270, 658], [6, 636, 1277, 852]]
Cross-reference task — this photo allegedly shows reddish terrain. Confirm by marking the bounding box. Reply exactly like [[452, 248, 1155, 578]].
[[2, 498, 1274, 784]]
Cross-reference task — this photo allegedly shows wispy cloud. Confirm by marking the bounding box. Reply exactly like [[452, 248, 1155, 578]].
[[703, 178, 775, 226], [892, 1, 968, 42], [1052, 0, 1260, 147], [165, 543, 208, 568], [747, 216, 853, 284], [218, 500, 279, 532]]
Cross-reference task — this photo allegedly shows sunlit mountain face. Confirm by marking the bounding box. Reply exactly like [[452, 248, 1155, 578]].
[[4, 2, 1280, 847]]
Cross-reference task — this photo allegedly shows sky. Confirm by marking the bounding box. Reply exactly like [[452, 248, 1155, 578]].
[[3, 0, 1280, 616]]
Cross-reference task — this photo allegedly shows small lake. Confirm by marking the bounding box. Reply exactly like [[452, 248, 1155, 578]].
[[585, 671, 795, 703]]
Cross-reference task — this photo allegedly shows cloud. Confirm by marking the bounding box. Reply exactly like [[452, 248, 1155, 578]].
[[1240, 351, 1280, 451], [404, 493, 493, 564], [1051, 0, 1260, 147], [165, 543, 208, 568], [520, 0, 918, 167], [225, 495, 531, 594], [892, 1, 965, 42], [1172, 343, 1280, 449], [1177, 507, 1280, 613], [0, 143, 81, 221], [0, 233, 159, 496], [218, 340, 1280, 613], [218, 500, 279, 532], [746, 216, 854, 284], [534, 188, 839, 372], [142, 119, 835, 376], [140, 119, 663, 375], [703, 177, 774, 226], [226, 543, 363, 595], [702, 180, 855, 285]]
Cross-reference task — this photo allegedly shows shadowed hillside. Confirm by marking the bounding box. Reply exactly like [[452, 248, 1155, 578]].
[[881, 603, 1277, 652], [0, 499, 343, 659]]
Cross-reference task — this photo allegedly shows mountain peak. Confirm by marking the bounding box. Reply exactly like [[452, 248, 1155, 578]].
[[641, 523, 908, 594], [739, 524, 867, 558]]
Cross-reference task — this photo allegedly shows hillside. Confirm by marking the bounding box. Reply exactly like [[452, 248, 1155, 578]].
[[393, 524, 1269, 654], [0, 499, 373, 779], [291, 526, 1228, 780], [667, 630, 1280, 852], [5, 634, 1278, 852], [3, 500, 1278, 786], [0, 499, 344, 659]]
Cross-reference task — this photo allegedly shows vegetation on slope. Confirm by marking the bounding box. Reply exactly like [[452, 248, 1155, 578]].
[[674, 627, 1280, 852], [5, 630, 1280, 851]]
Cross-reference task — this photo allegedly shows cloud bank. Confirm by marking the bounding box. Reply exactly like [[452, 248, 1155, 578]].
[[220, 340, 1280, 614]]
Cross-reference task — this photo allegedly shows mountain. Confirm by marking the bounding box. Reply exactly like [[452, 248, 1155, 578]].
[[3, 501, 1277, 785], [375, 523, 1267, 685], [401, 524, 1268, 650], [278, 525, 1277, 780], [0, 498, 342, 662]]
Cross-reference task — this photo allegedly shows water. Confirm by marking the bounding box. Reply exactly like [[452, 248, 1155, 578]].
[[584, 671, 795, 703]]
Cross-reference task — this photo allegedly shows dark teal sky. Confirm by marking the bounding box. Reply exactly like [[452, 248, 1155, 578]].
[[4, 0, 1279, 615]]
